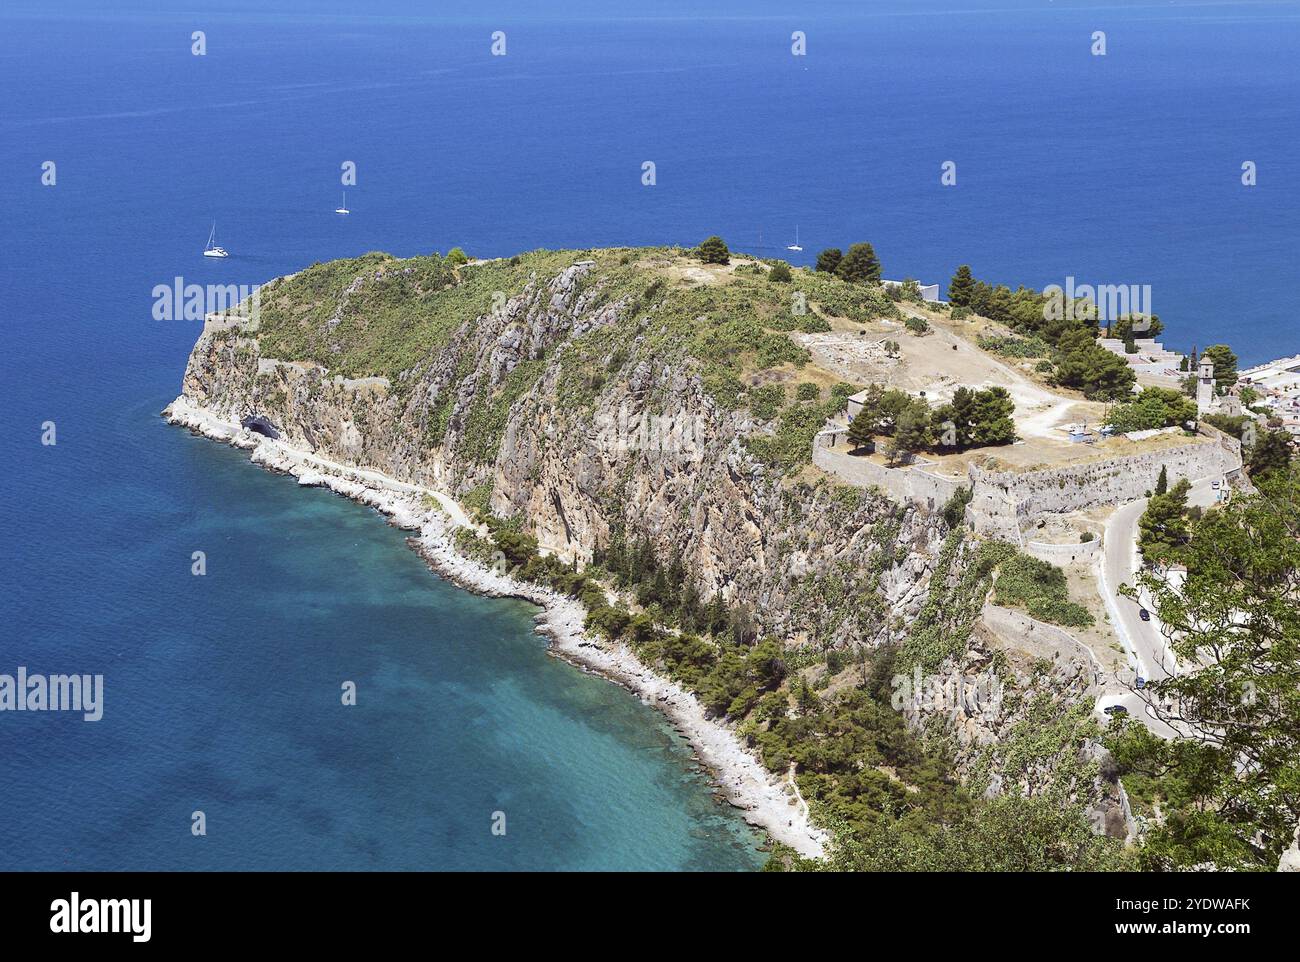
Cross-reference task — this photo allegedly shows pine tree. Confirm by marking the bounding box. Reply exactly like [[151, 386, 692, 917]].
[[969, 386, 1016, 447], [697, 235, 730, 265], [815, 248, 842, 273], [1203, 344, 1239, 390], [1139, 478, 1192, 563], [1053, 327, 1137, 400], [888, 401, 931, 465], [796, 676, 820, 714], [846, 384, 885, 450], [605, 528, 628, 583], [667, 552, 686, 592], [628, 535, 652, 584], [678, 581, 702, 631], [948, 265, 975, 306], [847, 407, 876, 451], [705, 592, 728, 637], [1112, 471, 1300, 868], [835, 242, 881, 284], [1155, 465, 1168, 495], [1248, 430, 1292, 481], [650, 566, 670, 608]]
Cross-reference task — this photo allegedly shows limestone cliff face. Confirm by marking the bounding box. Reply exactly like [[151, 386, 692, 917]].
[[177, 251, 1116, 816], [901, 608, 1133, 839], [180, 259, 948, 648]]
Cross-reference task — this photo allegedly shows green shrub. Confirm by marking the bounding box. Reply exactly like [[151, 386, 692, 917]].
[[941, 486, 973, 529], [1106, 387, 1197, 434], [586, 604, 632, 638], [462, 481, 493, 516], [747, 384, 786, 421], [697, 235, 730, 265], [745, 398, 842, 471], [993, 553, 1094, 627], [978, 334, 1050, 358]]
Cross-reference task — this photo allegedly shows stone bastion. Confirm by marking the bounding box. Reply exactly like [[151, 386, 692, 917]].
[[815, 427, 1242, 540]]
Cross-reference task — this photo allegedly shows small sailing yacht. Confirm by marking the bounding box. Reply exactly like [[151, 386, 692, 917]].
[[786, 226, 803, 252], [335, 192, 350, 215], [203, 222, 229, 258]]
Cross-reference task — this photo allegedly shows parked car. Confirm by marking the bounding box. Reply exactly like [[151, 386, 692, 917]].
[[1135, 676, 1147, 690], [1139, 608, 1151, 622], [1103, 705, 1129, 717]]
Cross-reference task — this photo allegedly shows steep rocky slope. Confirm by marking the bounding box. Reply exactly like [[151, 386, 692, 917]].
[[172, 246, 1129, 858], [180, 248, 942, 642]]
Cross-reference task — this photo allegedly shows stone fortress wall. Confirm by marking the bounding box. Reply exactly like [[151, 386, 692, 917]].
[[812, 433, 964, 511], [816, 427, 1243, 540], [965, 433, 1241, 537], [1022, 536, 1103, 565]]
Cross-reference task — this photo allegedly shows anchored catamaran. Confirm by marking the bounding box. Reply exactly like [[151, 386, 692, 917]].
[[203, 222, 229, 258]]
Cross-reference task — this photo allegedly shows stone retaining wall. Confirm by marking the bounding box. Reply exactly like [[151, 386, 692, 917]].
[[1023, 536, 1103, 565], [812, 435, 964, 512], [815, 426, 1242, 537], [967, 436, 1240, 534]]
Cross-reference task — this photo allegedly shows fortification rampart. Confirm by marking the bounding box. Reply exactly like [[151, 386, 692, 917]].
[[965, 435, 1241, 535], [813, 433, 963, 511], [815, 426, 1242, 539]]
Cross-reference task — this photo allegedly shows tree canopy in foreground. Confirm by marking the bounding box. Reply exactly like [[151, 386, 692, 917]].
[[1111, 468, 1300, 870]]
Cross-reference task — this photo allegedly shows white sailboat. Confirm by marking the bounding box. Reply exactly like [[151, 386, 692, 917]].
[[786, 226, 803, 252], [203, 222, 229, 258], [335, 192, 350, 215]]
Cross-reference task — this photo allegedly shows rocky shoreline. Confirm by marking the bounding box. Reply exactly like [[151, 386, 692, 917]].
[[162, 395, 828, 860]]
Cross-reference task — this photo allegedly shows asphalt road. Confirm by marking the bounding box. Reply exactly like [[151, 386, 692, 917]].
[[1097, 475, 1226, 735]]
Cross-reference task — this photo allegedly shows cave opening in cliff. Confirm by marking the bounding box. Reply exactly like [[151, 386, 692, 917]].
[[240, 415, 281, 440]]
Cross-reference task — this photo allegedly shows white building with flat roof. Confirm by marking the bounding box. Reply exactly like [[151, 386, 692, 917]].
[[1242, 354, 1300, 396], [1097, 337, 1187, 387]]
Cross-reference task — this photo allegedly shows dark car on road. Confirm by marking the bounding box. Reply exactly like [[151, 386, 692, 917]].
[[1103, 705, 1129, 717], [1139, 608, 1150, 622]]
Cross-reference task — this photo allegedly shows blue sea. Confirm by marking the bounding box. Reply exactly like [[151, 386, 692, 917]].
[[2, 0, 1298, 870]]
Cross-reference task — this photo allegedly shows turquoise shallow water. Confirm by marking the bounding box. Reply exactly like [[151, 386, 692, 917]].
[[3, 403, 765, 870]]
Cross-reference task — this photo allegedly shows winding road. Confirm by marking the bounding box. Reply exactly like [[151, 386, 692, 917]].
[[1097, 475, 1226, 735]]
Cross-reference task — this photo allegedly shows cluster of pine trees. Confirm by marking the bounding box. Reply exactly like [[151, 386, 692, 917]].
[[946, 264, 1061, 333], [596, 523, 758, 645], [814, 243, 882, 284], [1108, 313, 1165, 346], [475, 508, 1140, 871], [846, 384, 1016, 464], [1105, 386, 1197, 434], [1140, 428, 1294, 565], [949, 265, 1138, 400]]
